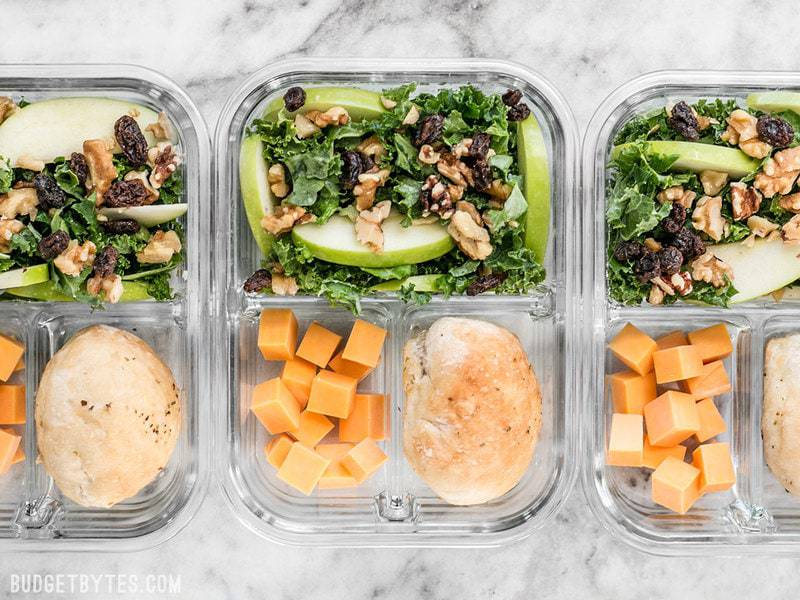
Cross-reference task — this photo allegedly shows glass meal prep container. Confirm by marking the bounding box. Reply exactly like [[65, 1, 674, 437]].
[[0, 64, 210, 551], [214, 58, 579, 546], [582, 70, 800, 555]]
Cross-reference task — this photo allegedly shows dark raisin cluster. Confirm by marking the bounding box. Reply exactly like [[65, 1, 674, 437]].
[[33, 173, 67, 210], [660, 202, 687, 235], [101, 218, 141, 235], [283, 87, 306, 112], [37, 230, 69, 260], [243, 269, 271, 293], [69, 152, 89, 187], [670, 228, 705, 260], [666, 101, 700, 141], [413, 114, 445, 147], [757, 115, 794, 148], [114, 115, 149, 167], [502, 88, 531, 122], [466, 272, 508, 295], [104, 179, 149, 207], [93, 245, 119, 278], [340, 150, 374, 189]]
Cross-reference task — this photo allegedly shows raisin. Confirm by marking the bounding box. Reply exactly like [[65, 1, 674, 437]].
[[37, 230, 69, 260], [507, 103, 531, 122], [101, 219, 141, 235], [93, 245, 119, 278], [633, 250, 661, 283], [69, 152, 89, 187], [283, 87, 306, 112], [501, 89, 523, 107], [613, 241, 645, 263], [104, 179, 149, 207], [33, 173, 66, 210], [661, 202, 687, 235], [243, 269, 272, 293], [658, 246, 684, 276], [413, 114, 445, 147], [757, 115, 794, 148], [669, 228, 705, 260], [472, 159, 493, 192], [114, 115, 148, 167], [341, 150, 368, 189], [418, 185, 433, 213], [666, 101, 700, 141], [469, 132, 491, 161], [466, 271, 508, 295]]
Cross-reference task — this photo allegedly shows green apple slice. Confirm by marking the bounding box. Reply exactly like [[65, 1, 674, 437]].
[[99, 203, 188, 228], [262, 87, 387, 122], [292, 214, 453, 268], [0, 97, 158, 165], [5, 279, 151, 302], [612, 141, 759, 178], [0, 264, 49, 290], [518, 113, 550, 263], [239, 135, 275, 255], [747, 91, 800, 114], [709, 239, 800, 303], [371, 274, 444, 292]]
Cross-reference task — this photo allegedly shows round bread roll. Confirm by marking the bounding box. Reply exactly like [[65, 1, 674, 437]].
[[763, 334, 800, 497], [35, 325, 180, 508], [402, 317, 542, 505]]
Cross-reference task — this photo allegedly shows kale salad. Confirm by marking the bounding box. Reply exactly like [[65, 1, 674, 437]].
[[608, 92, 800, 307], [239, 83, 550, 312], [0, 96, 187, 306]]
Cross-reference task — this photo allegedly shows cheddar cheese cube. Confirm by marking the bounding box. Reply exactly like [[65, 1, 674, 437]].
[[642, 436, 687, 470], [328, 351, 373, 382], [341, 438, 388, 483], [276, 442, 330, 495], [644, 390, 700, 447], [695, 398, 727, 443], [307, 370, 357, 419], [251, 378, 301, 434], [608, 324, 658, 375], [258, 309, 297, 361], [656, 330, 689, 350], [684, 360, 731, 399], [606, 413, 644, 467], [265, 434, 294, 469], [0, 428, 22, 467], [296, 322, 342, 368], [288, 411, 335, 447], [13, 358, 24, 373], [692, 442, 735, 493], [653, 345, 703, 384], [0, 335, 24, 383], [609, 370, 657, 415], [339, 394, 386, 443], [342, 319, 387, 368], [280, 357, 317, 408], [0, 385, 25, 424], [652, 456, 701, 514], [0, 428, 21, 475], [688, 323, 733, 363], [316, 442, 358, 489]]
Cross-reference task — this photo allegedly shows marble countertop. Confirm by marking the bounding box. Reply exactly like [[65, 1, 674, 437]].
[[2, 0, 800, 598]]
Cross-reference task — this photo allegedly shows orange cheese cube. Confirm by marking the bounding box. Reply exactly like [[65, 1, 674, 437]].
[[608, 323, 658, 375], [11, 446, 24, 466], [288, 411, 335, 447], [606, 413, 644, 467], [695, 398, 727, 443], [316, 442, 358, 489], [653, 345, 703, 384], [328, 351, 373, 381], [258, 309, 297, 361], [276, 442, 330, 495], [692, 442, 735, 493], [0, 385, 25, 424], [251, 378, 301, 434], [342, 319, 387, 368], [684, 360, 731, 398], [0, 334, 24, 383], [688, 323, 733, 363], [296, 322, 342, 368], [307, 370, 357, 418], [341, 438, 388, 483], [13, 357, 24, 373], [609, 370, 657, 415], [644, 390, 700, 447], [642, 436, 687, 470], [265, 434, 294, 469], [280, 357, 317, 408], [339, 393, 386, 443], [0, 428, 21, 475], [652, 456, 701, 514], [656, 330, 689, 350]]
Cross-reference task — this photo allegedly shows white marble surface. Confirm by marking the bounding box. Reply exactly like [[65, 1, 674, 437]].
[[2, 0, 800, 598]]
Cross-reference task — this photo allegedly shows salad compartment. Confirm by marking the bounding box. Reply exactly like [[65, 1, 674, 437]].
[[215, 58, 579, 546], [582, 71, 800, 555], [0, 65, 210, 550]]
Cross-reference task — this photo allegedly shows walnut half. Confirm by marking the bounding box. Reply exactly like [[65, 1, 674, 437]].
[[730, 182, 762, 221], [0, 218, 23, 253], [691, 252, 733, 288], [692, 195, 726, 242], [355, 200, 392, 253], [447, 209, 493, 260], [260, 205, 314, 236], [54, 240, 97, 276], [136, 230, 181, 264]]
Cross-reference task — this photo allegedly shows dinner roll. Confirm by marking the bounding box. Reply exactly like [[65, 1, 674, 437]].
[[402, 317, 541, 505], [35, 325, 181, 508]]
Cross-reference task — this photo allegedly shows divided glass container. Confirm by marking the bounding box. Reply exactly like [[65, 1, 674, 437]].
[[0, 65, 210, 550], [214, 58, 579, 546], [582, 71, 800, 555]]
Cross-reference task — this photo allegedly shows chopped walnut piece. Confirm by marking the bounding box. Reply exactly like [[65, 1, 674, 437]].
[[146, 142, 180, 189], [486, 179, 511, 202], [0, 188, 38, 220], [136, 230, 182, 264], [782, 215, 800, 244], [755, 147, 800, 198], [447, 209, 493, 260], [747, 215, 780, 238], [294, 113, 320, 139], [699, 170, 729, 196], [691, 195, 726, 242], [83, 138, 116, 203], [455, 200, 481, 226], [260, 205, 314, 236], [730, 182, 763, 221], [401, 105, 420, 126], [657, 185, 696, 209], [355, 200, 392, 252], [452, 138, 473, 160], [722, 109, 772, 158], [0, 97, 17, 125], [54, 240, 97, 276], [380, 96, 397, 110], [86, 273, 124, 304], [0, 218, 23, 253], [648, 282, 666, 305], [669, 271, 693, 296], [436, 155, 468, 188], [740, 138, 773, 159], [644, 237, 663, 252], [271, 273, 298, 296], [353, 167, 390, 211], [267, 164, 289, 198], [123, 170, 159, 204], [15, 155, 45, 172], [145, 112, 174, 142], [418, 144, 440, 165], [305, 106, 350, 128], [780, 192, 800, 213], [357, 135, 385, 162], [691, 251, 733, 288]]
